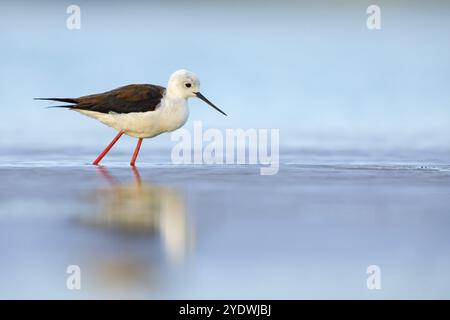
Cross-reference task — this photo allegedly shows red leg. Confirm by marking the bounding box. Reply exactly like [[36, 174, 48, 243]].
[[92, 131, 124, 165], [130, 138, 143, 166]]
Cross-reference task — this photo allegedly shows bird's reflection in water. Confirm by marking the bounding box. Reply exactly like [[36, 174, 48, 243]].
[[82, 167, 191, 264], [78, 167, 193, 296]]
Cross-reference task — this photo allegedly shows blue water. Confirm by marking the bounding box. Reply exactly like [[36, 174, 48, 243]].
[[0, 148, 449, 299]]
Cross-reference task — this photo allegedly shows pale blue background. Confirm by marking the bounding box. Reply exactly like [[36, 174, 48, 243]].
[[1, 0, 449, 151], [1, 0, 450, 299]]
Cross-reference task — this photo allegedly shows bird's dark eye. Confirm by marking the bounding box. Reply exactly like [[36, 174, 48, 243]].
[[185, 83, 192, 88]]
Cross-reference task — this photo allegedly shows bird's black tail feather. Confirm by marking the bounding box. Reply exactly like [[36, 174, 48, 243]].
[[34, 97, 78, 104], [45, 105, 75, 109]]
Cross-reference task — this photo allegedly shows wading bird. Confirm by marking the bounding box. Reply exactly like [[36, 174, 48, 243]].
[[36, 69, 226, 166]]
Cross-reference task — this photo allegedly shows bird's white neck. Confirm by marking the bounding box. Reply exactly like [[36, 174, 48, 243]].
[[165, 86, 189, 101], [162, 90, 189, 110], [159, 93, 189, 132]]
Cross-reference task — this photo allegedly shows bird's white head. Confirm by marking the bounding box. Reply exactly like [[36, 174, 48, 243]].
[[167, 69, 200, 99], [166, 69, 227, 116]]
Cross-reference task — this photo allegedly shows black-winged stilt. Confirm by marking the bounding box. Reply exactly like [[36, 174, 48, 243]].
[[36, 69, 226, 166]]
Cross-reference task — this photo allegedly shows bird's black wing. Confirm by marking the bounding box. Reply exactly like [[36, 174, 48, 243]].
[[36, 84, 166, 114]]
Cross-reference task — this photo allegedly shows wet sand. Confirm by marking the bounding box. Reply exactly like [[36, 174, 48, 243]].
[[0, 149, 450, 299]]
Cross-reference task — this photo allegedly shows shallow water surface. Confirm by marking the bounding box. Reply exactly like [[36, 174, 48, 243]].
[[0, 149, 449, 299]]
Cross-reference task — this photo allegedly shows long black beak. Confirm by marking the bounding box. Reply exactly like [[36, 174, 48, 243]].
[[195, 92, 227, 116]]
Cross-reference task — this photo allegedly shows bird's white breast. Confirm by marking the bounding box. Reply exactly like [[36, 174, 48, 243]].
[[158, 97, 190, 133]]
